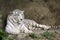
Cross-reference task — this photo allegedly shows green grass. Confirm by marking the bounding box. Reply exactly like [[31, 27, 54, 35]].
[[25, 33, 40, 40], [0, 15, 2, 18], [29, 33, 39, 38], [0, 28, 8, 40], [41, 31, 55, 40]]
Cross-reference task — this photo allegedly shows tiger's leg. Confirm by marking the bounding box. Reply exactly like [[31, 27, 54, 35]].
[[32, 22, 51, 30], [39, 24, 51, 30], [19, 24, 33, 33]]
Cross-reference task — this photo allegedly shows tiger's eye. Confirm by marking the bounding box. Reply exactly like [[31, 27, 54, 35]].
[[16, 11, 18, 13]]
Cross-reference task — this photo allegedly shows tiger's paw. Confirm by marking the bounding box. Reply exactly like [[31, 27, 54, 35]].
[[25, 30, 33, 34]]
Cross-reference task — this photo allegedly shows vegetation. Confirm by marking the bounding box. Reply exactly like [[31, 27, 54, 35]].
[[0, 28, 8, 40], [29, 33, 39, 38], [0, 11, 2, 24], [41, 31, 55, 40], [25, 33, 40, 40], [0, 19, 2, 24]]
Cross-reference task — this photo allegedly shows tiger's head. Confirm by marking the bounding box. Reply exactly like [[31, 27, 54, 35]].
[[10, 9, 24, 21]]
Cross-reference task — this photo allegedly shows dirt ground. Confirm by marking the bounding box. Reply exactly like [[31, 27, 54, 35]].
[[8, 28, 60, 40]]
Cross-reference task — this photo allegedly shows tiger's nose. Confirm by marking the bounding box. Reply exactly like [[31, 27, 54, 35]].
[[20, 19, 23, 20]]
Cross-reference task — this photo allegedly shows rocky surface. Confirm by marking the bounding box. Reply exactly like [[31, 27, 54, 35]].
[[8, 28, 60, 40]]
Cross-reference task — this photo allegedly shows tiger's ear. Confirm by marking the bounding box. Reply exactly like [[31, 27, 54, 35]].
[[22, 11, 24, 13]]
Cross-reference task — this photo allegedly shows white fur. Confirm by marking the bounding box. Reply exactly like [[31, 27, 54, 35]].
[[5, 9, 51, 34]]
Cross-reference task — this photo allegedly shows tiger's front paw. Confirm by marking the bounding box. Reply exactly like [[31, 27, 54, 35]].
[[25, 30, 33, 33]]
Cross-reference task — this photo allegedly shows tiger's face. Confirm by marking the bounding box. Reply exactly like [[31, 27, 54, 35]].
[[10, 9, 24, 21]]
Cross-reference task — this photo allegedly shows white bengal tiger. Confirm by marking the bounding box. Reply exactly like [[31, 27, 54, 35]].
[[5, 9, 59, 35]]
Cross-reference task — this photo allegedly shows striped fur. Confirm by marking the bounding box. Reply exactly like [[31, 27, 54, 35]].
[[21, 19, 51, 30], [5, 9, 24, 34], [6, 9, 60, 34], [5, 15, 20, 34]]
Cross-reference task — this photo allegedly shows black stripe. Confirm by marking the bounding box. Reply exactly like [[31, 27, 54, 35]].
[[8, 17, 15, 26]]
